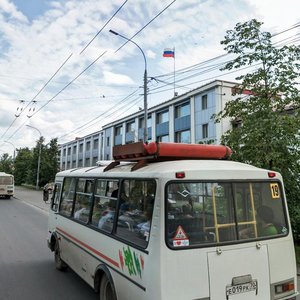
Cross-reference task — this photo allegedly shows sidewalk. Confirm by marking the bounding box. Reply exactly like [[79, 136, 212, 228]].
[[14, 185, 50, 213]]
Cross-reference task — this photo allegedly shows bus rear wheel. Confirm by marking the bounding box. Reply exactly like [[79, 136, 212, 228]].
[[99, 274, 117, 300], [54, 241, 67, 271]]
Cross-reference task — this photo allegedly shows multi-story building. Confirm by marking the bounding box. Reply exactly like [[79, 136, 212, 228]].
[[58, 79, 237, 170]]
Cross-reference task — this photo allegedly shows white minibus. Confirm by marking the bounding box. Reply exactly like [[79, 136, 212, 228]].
[[47, 142, 299, 300], [0, 172, 14, 199]]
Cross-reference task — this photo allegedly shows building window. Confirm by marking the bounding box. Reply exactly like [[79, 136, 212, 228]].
[[79, 144, 83, 153], [63, 148, 66, 156], [126, 121, 135, 133], [157, 110, 169, 124], [106, 137, 110, 147], [92, 157, 98, 166], [157, 135, 169, 142], [73, 145, 77, 153], [115, 126, 122, 136], [202, 123, 208, 139], [175, 130, 191, 143], [86, 141, 91, 151], [202, 95, 208, 110], [139, 117, 151, 129], [175, 102, 190, 118], [93, 139, 99, 149]]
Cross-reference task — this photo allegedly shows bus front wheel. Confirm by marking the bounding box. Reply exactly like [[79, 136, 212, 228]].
[[99, 274, 117, 300], [54, 241, 67, 271]]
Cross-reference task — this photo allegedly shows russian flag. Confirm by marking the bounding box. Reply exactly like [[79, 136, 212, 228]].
[[163, 48, 174, 58]]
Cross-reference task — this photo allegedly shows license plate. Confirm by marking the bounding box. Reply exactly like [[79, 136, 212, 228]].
[[226, 280, 257, 297]]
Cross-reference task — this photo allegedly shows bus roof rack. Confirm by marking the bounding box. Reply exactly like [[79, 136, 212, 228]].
[[104, 142, 232, 172]]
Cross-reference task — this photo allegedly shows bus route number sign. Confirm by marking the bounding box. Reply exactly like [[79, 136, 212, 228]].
[[270, 183, 280, 199], [226, 279, 257, 299]]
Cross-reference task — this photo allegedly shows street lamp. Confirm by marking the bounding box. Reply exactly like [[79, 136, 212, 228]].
[[109, 29, 148, 142], [4, 140, 16, 161], [26, 125, 42, 190]]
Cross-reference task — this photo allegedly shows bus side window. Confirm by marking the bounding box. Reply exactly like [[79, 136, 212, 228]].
[[73, 179, 94, 223], [116, 179, 156, 248], [91, 180, 118, 232], [59, 177, 76, 217], [51, 183, 61, 212]]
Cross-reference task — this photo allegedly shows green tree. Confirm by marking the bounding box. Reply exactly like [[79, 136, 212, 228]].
[[215, 19, 300, 240], [0, 153, 14, 174], [14, 138, 59, 188], [39, 138, 59, 186], [14, 148, 33, 185]]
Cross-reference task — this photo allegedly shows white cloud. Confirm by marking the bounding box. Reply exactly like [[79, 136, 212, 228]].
[[0, 0, 27, 22], [103, 70, 135, 85]]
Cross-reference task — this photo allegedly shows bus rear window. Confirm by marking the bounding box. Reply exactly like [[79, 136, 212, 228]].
[[166, 181, 288, 248]]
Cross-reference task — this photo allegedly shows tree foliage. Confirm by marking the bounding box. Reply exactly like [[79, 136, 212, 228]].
[[0, 153, 14, 174], [14, 148, 33, 185], [215, 19, 300, 240], [14, 138, 59, 187]]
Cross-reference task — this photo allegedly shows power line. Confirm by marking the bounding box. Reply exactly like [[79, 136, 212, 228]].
[[0, 54, 73, 141], [57, 88, 140, 139], [29, 51, 107, 118], [114, 0, 177, 53], [79, 0, 129, 55]]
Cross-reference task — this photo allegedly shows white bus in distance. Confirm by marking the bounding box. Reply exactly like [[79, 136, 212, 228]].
[[47, 142, 299, 300], [0, 172, 14, 199]]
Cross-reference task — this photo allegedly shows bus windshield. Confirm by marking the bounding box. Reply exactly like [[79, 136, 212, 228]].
[[166, 181, 288, 248]]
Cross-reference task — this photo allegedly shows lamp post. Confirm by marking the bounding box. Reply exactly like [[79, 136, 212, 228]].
[[109, 30, 148, 142], [26, 125, 42, 190], [4, 140, 16, 161]]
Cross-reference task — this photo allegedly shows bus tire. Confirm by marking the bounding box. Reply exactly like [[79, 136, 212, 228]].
[[54, 241, 67, 271], [99, 273, 117, 300]]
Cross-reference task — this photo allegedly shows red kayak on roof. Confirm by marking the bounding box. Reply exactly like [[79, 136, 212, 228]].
[[113, 141, 232, 161], [144, 142, 232, 160]]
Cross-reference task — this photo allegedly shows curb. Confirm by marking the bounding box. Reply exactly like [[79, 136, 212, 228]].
[[14, 196, 49, 214]]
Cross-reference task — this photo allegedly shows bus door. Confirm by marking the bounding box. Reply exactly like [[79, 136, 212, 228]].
[[207, 246, 270, 299], [204, 181, 286, 299], [167, 181, 288, 299]]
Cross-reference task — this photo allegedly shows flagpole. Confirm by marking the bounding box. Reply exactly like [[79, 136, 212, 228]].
[[173, 46, 176, 97]]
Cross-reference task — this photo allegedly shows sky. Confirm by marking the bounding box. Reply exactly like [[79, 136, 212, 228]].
[[0, 0, 299, 156]]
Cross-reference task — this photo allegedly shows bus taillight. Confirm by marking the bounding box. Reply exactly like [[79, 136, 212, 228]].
[[268, 172, 276, 178], [275, 280, 295, 294], [175, 172, 185, 179]]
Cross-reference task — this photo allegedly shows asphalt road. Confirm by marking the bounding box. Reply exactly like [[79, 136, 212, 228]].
[[0, 187, 98, 300]]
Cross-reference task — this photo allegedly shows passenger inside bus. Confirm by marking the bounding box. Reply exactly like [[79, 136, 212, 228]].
[[239, 205, 278, 238], [98, 200, 116, 229], [256, 205, 278, 236]]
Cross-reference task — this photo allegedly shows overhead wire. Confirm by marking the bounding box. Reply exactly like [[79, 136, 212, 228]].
[[2, 0, 129, 141], [79, 0, 129, 54], [0, 53, 73, 140], [29, 51, 107, 118], [114, 0, 177, 53], [57, 88, 141, 139]]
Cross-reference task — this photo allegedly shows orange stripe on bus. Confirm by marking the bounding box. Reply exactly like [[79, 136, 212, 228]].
[[56, 227, 120, 269]]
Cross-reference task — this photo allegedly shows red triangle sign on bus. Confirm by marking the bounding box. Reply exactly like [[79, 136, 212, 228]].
[[173, 225, 188, 240]]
